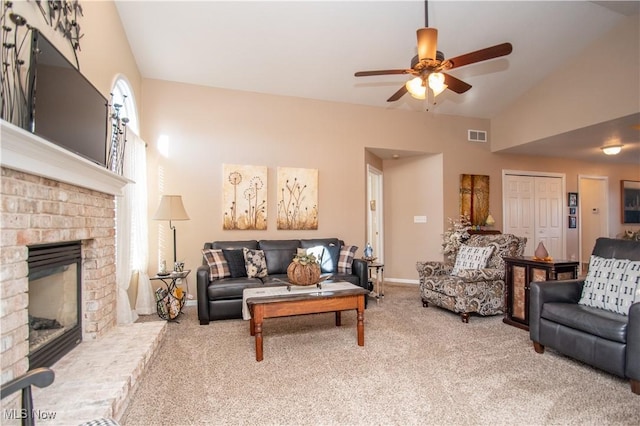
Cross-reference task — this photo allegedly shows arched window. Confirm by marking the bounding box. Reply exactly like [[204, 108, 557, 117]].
[[111, 76, 139, 135]]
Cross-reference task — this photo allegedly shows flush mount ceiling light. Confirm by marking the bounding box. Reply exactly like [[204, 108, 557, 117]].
[[601, 144, 623, 155]]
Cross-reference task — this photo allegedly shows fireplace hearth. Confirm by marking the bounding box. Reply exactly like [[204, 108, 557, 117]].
[[28, 241, 82, 369]]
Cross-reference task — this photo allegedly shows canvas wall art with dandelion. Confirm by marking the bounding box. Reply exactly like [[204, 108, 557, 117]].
[[223, 164, 267, 230]]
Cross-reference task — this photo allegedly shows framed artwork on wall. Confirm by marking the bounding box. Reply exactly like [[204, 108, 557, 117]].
[[569, 207, 576, 215], [568, 192, 578, 207], [222, 164, 268, 230], [621, 180, 640, 224], [568, 216, 577, 229], [459, 174, 490, 226], [277, 167, 318, 230]]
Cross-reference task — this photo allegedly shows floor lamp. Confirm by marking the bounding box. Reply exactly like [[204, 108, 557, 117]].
[[153, 195, 190, 269]]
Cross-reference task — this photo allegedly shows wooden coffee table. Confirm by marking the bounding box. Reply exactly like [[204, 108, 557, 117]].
[[245, 285, 368, 361]]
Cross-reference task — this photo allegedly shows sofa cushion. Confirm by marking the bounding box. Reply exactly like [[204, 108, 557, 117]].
[[258, 240, 299, 274], [541, 302, 628, 343], [579, 256, 637, 315], [223, 249, 247, 278], [338, 245, 358, 274], [202, 249, 230, 280], [243, 248, 268, 278], [451, 244, 494, 276], [207, 277, 263, 300]]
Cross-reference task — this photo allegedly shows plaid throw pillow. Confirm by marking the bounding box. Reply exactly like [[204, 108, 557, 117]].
[[243, 248, 268, 278], [337, 245, 358, 274], [202, 249, 230, 280]]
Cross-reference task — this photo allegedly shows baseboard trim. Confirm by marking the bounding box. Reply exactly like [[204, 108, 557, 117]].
[[385, 278, 419, 285]]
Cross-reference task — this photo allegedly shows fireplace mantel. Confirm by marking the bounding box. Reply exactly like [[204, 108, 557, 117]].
[[1, 120, 130, 195]]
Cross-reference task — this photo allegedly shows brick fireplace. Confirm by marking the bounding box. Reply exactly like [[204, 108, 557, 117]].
[[0, 121, 129, 384]]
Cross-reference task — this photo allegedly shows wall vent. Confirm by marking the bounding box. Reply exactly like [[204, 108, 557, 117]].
[[468, 129, 487, 143]]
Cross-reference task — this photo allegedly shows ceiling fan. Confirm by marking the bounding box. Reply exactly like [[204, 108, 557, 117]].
[[354, 1, 513, 102]]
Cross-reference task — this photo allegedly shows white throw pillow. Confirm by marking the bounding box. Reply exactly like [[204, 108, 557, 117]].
[[451, 245, 494, 276], [580, 256, 639, 315]]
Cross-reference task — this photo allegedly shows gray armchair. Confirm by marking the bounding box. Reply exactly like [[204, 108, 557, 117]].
[[530, 237, 640, 395]]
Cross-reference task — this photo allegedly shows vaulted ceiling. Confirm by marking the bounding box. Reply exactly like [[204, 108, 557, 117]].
[[115, 1, 640, 164]]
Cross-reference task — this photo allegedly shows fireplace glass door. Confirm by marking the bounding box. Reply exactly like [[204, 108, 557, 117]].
[[28, 241, 82, 368]]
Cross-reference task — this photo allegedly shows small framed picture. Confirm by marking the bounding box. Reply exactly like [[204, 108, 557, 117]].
[[568, 192, 578, 207], [568, 216, 577, 229], [569, 207, 576, 215], [621, 180, 640, 224]]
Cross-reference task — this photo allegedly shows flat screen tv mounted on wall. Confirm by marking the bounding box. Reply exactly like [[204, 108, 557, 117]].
[[28, 30, 108, 168]]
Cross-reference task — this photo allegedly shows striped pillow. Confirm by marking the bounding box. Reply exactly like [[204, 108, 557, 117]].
[[337, 245, 358, 274], [202, 249, 230, 280]]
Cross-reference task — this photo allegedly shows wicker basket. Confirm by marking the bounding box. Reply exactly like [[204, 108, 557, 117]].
[[286, 261, 321, 286]]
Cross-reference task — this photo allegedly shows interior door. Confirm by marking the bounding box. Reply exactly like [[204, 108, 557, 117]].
[[503, 173, 565, 259], [367, 165, 384, 262], [504, 175, 535, 255], [534, 177, 563, 257]]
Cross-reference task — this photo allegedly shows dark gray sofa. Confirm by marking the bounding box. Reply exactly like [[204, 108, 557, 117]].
[[197, 238, 370, 324], [530, 237, 639, 394]]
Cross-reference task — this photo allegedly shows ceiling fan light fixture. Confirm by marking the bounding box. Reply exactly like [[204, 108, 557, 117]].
[[428, 72, 447, 97], [601, 144, 623, 155], [417, 27, 437, 61], [406, 77, 426, 99]]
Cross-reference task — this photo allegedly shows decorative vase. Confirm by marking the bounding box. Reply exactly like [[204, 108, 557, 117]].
[[534, 242, 551, 261], [287, 261, 321, 286]]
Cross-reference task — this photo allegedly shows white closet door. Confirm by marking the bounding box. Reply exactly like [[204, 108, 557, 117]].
[[504, 175, 535, 255], [504, 174, 564, 259], [534, 177, 563, 259]]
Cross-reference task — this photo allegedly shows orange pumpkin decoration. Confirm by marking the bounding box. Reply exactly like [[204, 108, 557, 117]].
[[287, 261, 321, 286]]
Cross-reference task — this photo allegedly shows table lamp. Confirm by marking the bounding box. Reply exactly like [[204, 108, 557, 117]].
[[153, 195, 190, 267]]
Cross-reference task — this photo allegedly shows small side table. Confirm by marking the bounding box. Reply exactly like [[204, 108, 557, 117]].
[[151, 269, 190, 321], [503, 257, 578, 330], [366, 262, 384, 303]]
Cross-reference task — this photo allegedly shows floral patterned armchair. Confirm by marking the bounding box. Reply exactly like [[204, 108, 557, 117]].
[[416, 233, 527, 323]]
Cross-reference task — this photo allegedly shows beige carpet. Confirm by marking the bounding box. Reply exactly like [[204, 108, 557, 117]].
[[121, 284, 639, 425]]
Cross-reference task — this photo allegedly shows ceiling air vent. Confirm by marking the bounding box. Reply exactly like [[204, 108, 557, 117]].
[[468, 129, 487, 143]]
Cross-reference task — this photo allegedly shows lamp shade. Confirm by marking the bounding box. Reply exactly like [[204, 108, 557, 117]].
[[406, 77, 426, 100], [428, 72, 448, 97], [153, 195, 190, 221]]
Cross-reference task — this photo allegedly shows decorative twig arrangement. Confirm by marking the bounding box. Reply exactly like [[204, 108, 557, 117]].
[[107, 94, 128, 175], [33, 0, 84, 69], [1, 2, 33, 128]]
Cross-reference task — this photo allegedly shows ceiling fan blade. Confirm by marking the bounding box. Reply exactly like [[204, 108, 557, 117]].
[[443, 73, 472, 94], [387, 85, 408, 102], [355, 69, 412, 77], [446, 42, 513, 70], [417, 27, 438, 61]]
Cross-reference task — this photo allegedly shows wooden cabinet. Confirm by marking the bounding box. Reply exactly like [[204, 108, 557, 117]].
[[503, 257, 579, 330]]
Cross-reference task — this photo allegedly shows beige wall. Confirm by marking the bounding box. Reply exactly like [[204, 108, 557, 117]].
[[382, 154, 444, 279], [141, 79, 639, 283], [492, 14, 639, 150]]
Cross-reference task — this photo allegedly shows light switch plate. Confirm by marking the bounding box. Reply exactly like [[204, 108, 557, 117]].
[[414, 216, 427, 223]]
